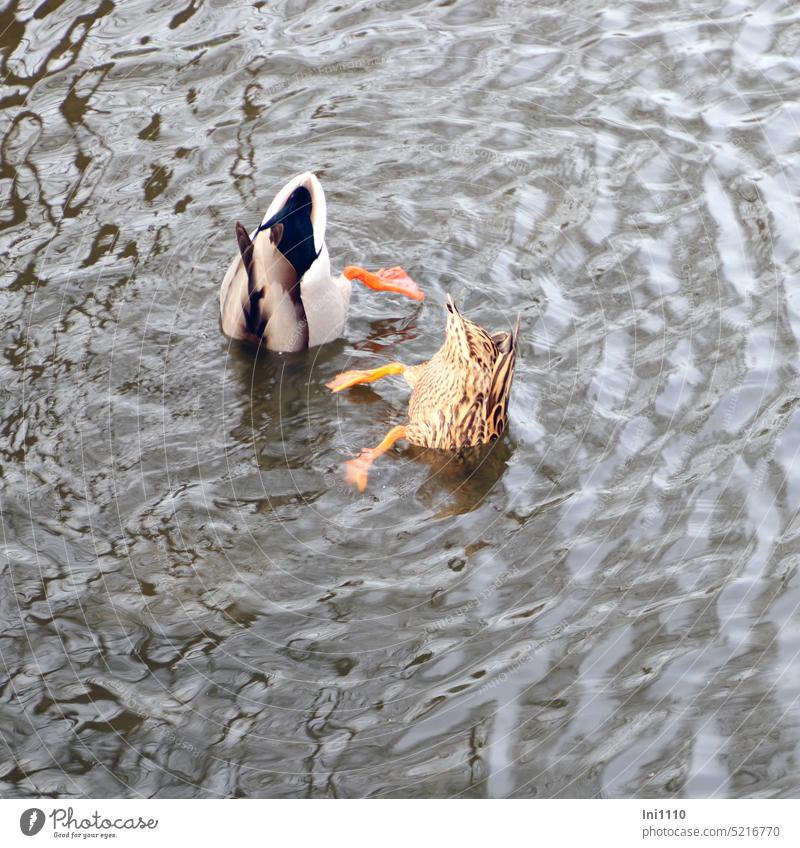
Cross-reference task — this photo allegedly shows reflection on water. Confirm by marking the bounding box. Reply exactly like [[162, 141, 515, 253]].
[[2, 0, 800, 798]]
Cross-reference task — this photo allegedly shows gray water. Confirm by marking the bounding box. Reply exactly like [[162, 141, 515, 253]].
[[2, 0, 800, 799]]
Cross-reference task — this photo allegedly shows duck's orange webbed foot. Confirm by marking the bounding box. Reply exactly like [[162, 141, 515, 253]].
[[344, 451, 374, 492], [343, 266, 424, 301], [326, 362, 407, 393], [342, 425, 408, 492]]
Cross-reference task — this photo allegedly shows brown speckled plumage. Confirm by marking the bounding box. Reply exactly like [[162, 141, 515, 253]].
[[403, 296, 519, 450], [327, 296, 520, 490]]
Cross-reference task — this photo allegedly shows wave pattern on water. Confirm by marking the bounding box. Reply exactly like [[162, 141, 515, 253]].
[[1, 0, 800, 798]]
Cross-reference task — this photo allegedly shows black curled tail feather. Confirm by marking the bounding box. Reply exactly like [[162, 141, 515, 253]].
[[235, 221, 266, 337]]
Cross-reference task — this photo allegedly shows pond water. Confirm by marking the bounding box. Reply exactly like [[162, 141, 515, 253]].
[[2, 0, 800, 798]]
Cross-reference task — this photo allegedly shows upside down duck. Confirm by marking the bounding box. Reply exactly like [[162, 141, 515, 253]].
[[327, 296, 520, 491], [219, 172, 423, 352]]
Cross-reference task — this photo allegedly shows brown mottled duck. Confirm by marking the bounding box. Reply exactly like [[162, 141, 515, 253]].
[[327, 296, 520, 491]]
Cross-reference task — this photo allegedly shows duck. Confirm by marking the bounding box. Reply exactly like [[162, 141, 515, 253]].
[[219, 171, 424, 352], [327, 296, 520, 491]]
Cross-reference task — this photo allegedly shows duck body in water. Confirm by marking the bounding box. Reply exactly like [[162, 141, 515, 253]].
[[219, 172, 423, 352], [328, 296, 520, 490]]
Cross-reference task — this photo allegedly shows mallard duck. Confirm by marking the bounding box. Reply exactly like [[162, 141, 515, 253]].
[[219, 172, 423, 352], [327, 296, 520, 491]]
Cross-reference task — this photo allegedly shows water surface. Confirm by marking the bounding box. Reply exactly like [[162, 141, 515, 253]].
[[2, 0, 800, 798]]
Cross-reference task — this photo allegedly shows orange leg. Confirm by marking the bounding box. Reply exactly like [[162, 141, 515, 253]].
[[326, 362, 407, 393], [344, 425, 407, 492]]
